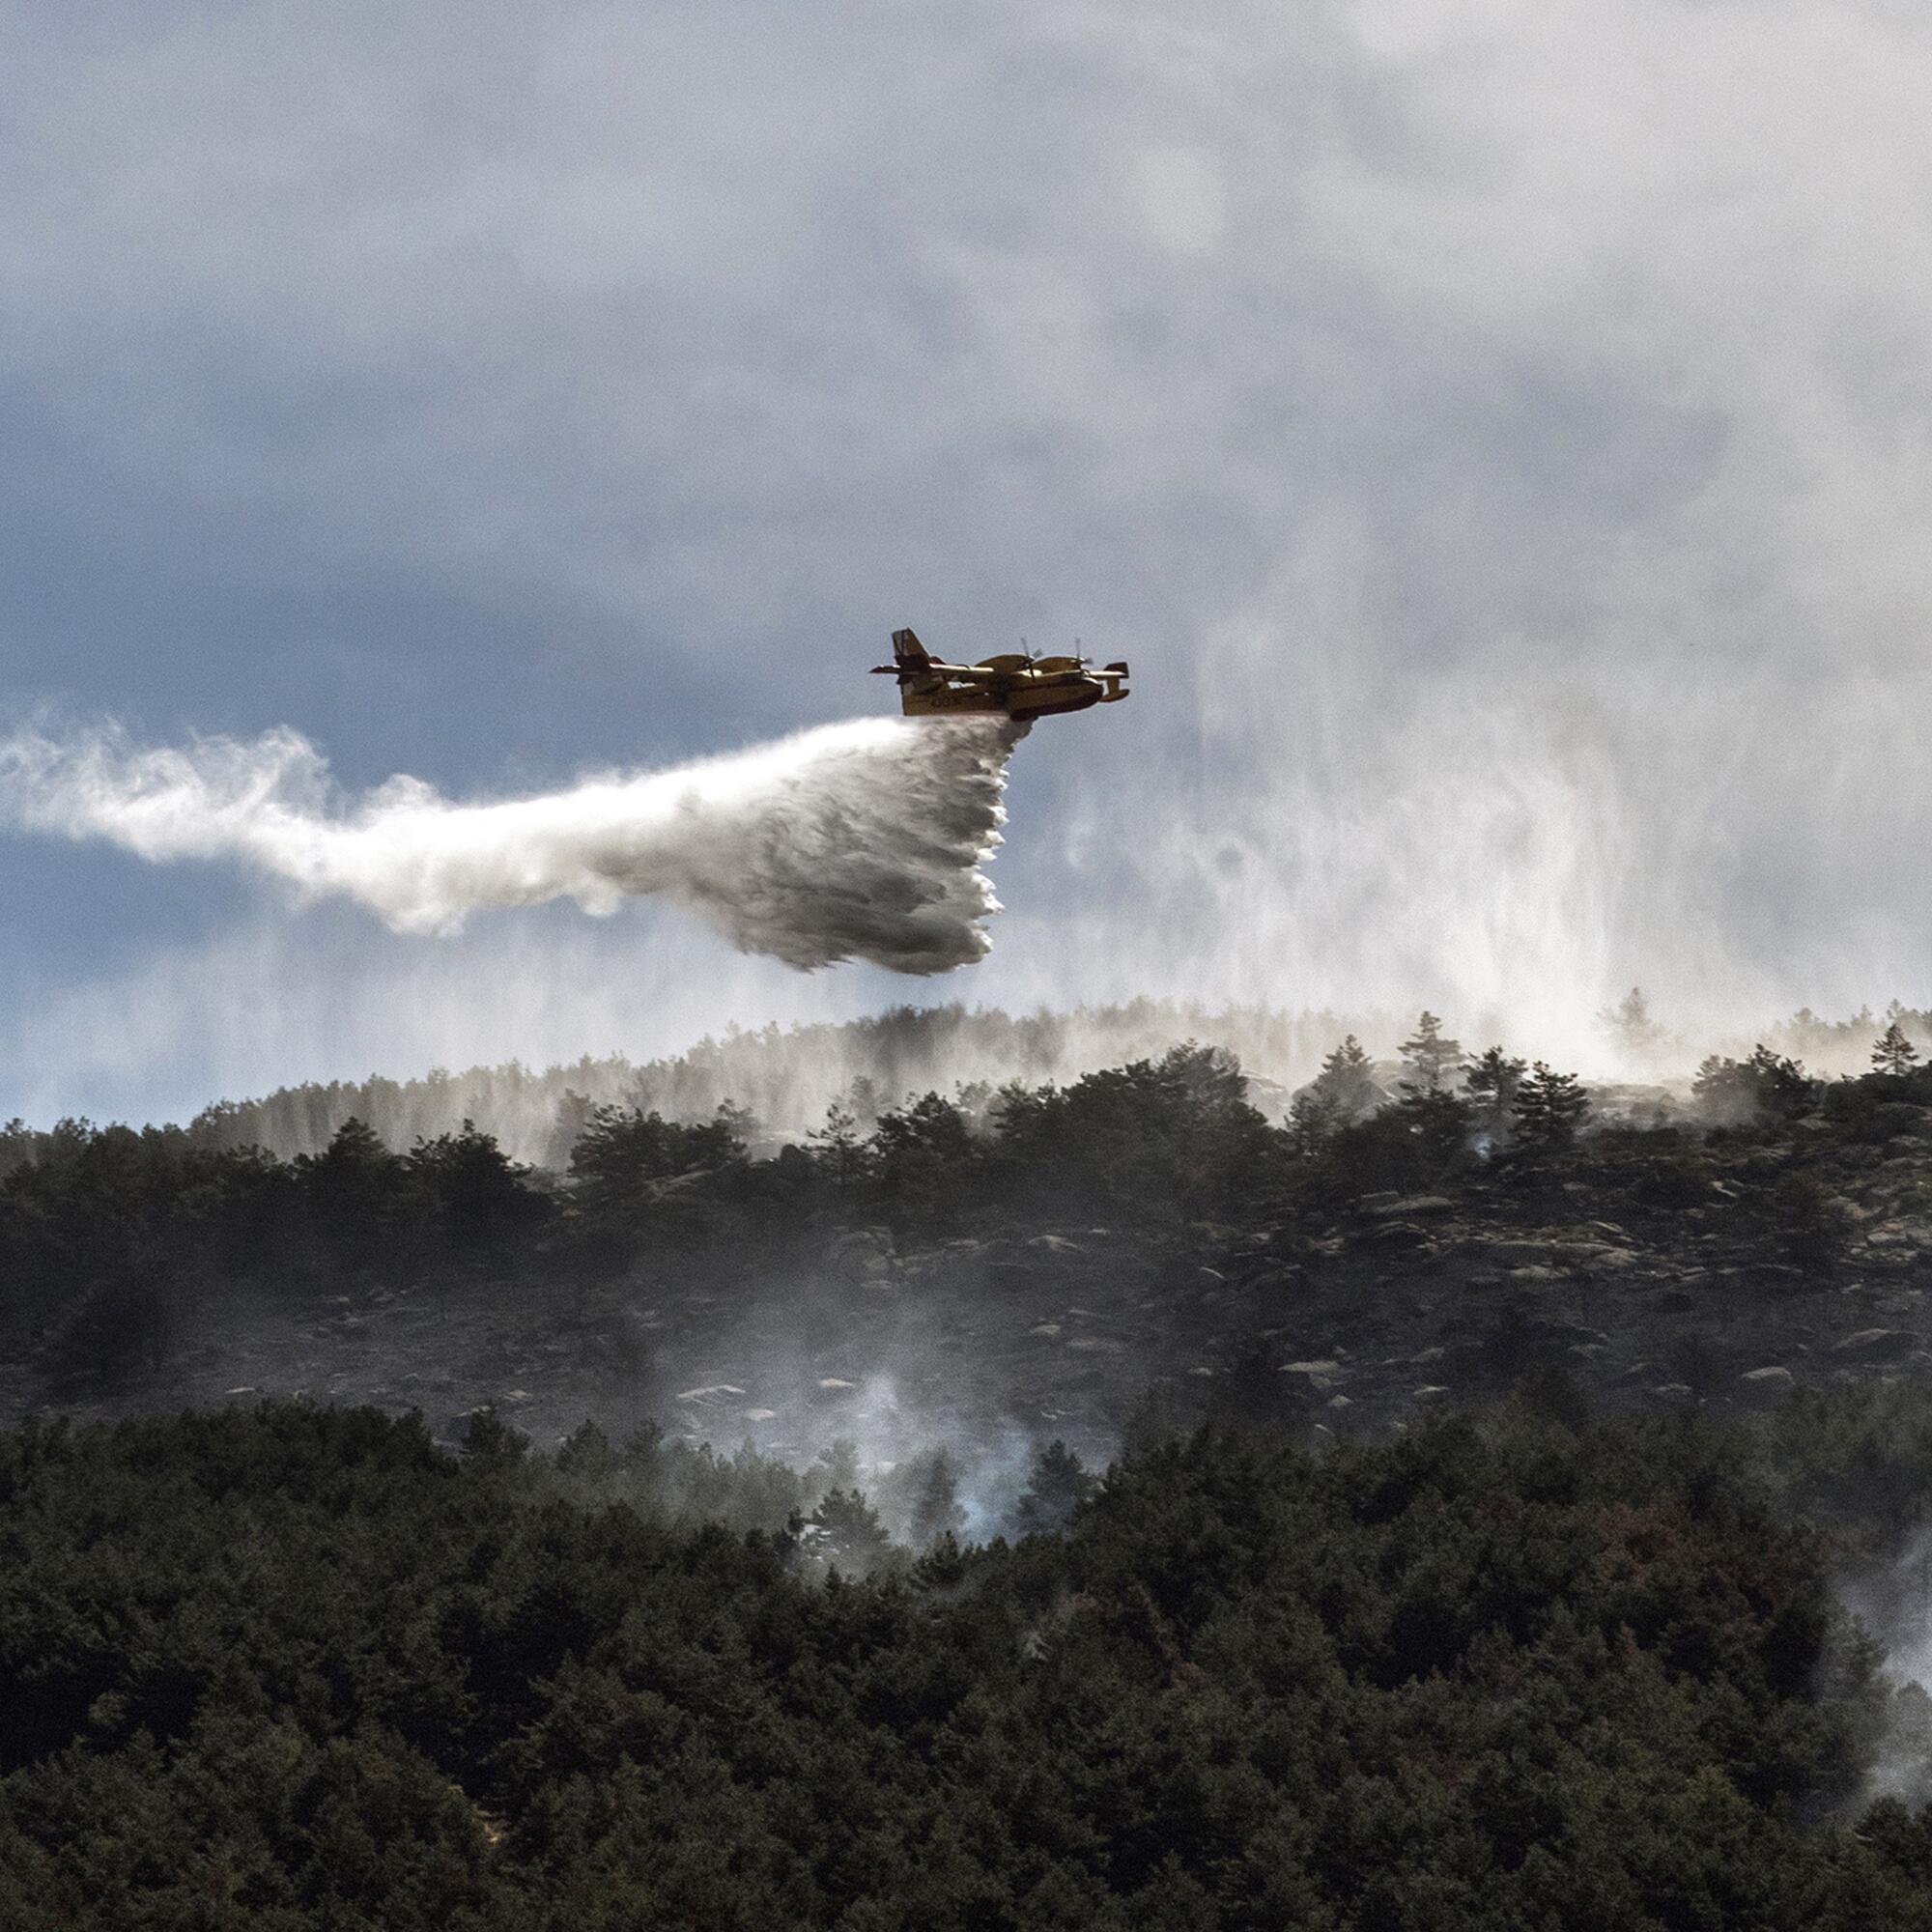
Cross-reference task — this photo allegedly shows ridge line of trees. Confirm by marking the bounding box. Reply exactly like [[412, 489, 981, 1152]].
[[14, 1013, 1932, 1394]]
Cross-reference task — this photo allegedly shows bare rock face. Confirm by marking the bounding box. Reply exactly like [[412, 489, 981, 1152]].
[[1282, 1360, 1344, 1390], [1367, 1223, 1435, 1252], [41, 1058, 1932, 1463], [1833, 1328, 1921, 1361], [1487, 1240, 1559, 1266], [826, 1229, 895, 1283], [1569, 1244, 1644, 1271]]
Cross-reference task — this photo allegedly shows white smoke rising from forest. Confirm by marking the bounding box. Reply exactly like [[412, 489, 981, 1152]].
[[0, 717, 1024, 975]]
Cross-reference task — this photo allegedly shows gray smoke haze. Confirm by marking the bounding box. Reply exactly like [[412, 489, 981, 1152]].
[[0, 717, 1022, 976], [1840, 1533, 1932, 1810], [7, 1, 1932, 1122]]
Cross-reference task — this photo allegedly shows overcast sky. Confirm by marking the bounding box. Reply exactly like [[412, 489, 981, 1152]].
[[4, 0, 1931, 1123]]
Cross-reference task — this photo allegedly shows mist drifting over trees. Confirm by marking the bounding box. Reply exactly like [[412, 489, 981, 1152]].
[[38, 992, 1923, 1169], [14, 1009, 1932, 1919]]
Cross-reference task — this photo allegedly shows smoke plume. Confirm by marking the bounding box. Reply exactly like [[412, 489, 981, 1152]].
[[0, 716, 1025, 974]]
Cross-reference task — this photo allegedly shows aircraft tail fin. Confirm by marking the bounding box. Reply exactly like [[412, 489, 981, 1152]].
[[892, 628, 933, 668]]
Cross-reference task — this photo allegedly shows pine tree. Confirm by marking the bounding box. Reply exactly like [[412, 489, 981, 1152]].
[[908, 1449, 967, 1548], [1599, 986, 1666, 1061], [815, 1438, 861, 1493], [461, 1404, 528, 1465], [806, 1489, 893, 1575], [1691, 1053, 1750, 1123], [1512, 1063, 1590, 1153], [1692, 1046, 1811, 1123], [408, 1120, 548, 1264], [843, 1075, 883, 1130], [1393, 1086, 1474, 1172], [1315, 1036, 1378, 1114], [1289, 1036, 1380, 1148], [1398, 1012, 1463, 1094], [713, 1099, 757, 1152], [1747, 1044, 1812, 1118], [1464, 1046, 1528, 1122], [809, 1101, 871, 1187], [1463, 1045, 1528, 1153], [1013, 1441, 1097, 1537], [1874, 1021, 1920, 1077], [293, 1116, 417, 1284]]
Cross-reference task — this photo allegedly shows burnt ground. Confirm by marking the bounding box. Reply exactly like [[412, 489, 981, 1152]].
[[10, 1108, 1932, 1482]]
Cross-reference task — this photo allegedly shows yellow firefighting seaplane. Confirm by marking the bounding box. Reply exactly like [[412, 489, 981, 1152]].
[[871, 628, 1130, 722]]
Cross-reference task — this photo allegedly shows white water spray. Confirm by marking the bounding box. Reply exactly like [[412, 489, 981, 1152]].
[[0, 716, 1026, 974]]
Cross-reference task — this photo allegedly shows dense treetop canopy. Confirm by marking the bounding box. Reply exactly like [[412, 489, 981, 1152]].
[[3, 1396, 1932, 1929]]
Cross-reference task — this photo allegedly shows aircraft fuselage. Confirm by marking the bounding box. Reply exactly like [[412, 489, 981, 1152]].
[[872, 631, 1129, 723], [900, 673, 1106, 720]]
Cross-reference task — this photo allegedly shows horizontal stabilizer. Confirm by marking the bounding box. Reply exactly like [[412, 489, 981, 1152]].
[[1102, 661, 1129, 675]]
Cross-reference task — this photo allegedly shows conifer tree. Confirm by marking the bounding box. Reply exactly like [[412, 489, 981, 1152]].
[[1289, 1036, 1380, 1148], [409, 1120, 548, 1265], [815, 1438, 861, 1493], [805, 1489, 893, 1575], [1393, 1085, 1474, 1172], [1462, 1044, 1529, 1154], [1512, 1063, 1590, 1152], [1013, 1440, 1097, 1536], [808, 1101, 871, 1187], [1599, 985, 1666, 1061], [1398, 1012, 1463, 1094], [1464, 1046, 1528, 1126], [1314, 1035, 1378, 1113], [1693, 1045, 1811, 1123], [1874, 1020, 1920, 1077], [1690, 1053, 1746, 1121], [1746, 1043, 1812, 1118], [908, 1449, 968, 1548]]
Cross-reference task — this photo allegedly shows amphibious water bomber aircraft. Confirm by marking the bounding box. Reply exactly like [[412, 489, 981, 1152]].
[[872, 628, 1130, 722]]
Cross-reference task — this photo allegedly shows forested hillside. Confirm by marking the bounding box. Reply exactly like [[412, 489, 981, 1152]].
[[10, 1028, 1932, 1462], [8, 996, 1918, 1169], [10, 1396, 1932, 1928], [11, 1025, 1932, 1920]]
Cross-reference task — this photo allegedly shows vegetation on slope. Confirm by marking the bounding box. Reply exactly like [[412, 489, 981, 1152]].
[[7, 1397, 1932, 1929]]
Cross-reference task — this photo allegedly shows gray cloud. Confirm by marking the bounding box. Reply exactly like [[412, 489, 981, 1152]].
[[5, 0, 1932, 1117]]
